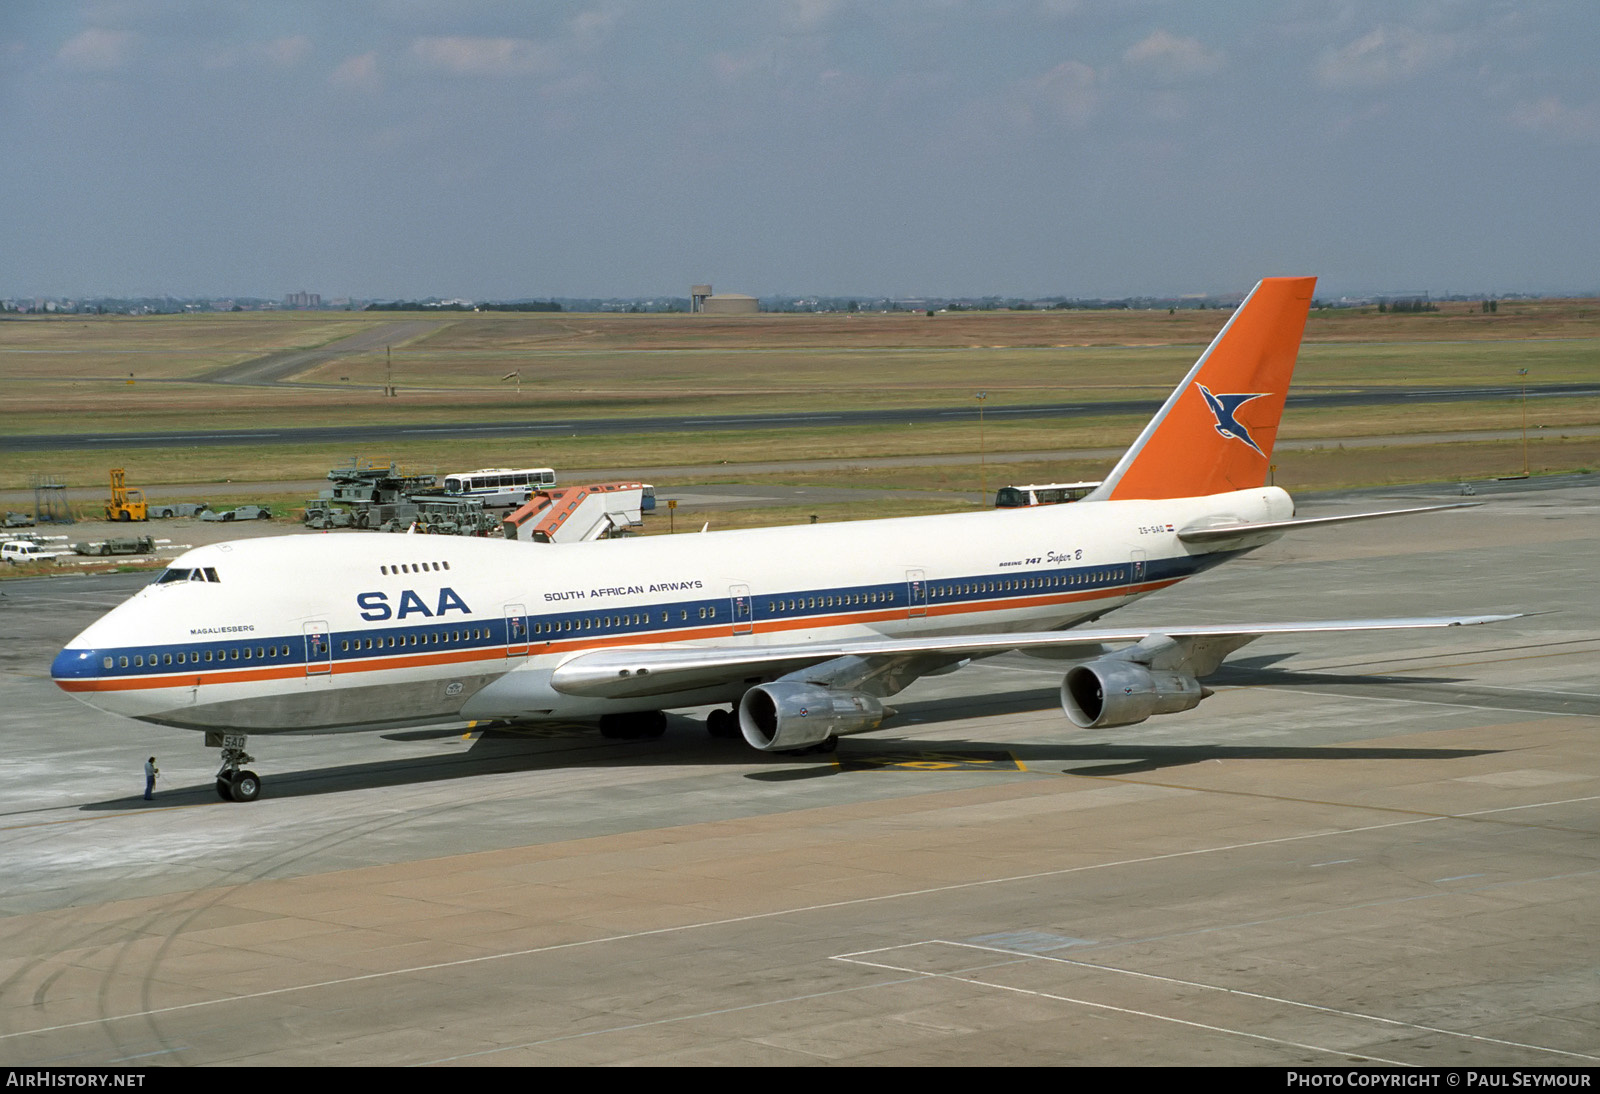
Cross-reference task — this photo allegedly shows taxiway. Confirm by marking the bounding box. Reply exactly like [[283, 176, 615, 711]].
[[0, 477, 1595, 1065]]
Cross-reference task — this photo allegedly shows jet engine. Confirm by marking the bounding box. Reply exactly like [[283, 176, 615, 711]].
[[738, 682, 886, 751], [1061, 660, 1207, 729]]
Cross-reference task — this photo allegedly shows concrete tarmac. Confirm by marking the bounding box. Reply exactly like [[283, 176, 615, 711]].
[[0, 477, 1595, 1066]]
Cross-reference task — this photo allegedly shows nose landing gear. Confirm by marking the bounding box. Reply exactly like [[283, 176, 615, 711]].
[[209, 732, 262, 802]]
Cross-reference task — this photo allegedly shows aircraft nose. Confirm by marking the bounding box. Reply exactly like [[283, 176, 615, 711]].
[[52, 643, 101, 690]]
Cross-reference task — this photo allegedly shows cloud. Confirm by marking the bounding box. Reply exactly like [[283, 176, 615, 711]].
[[1033, 59, 1099, 126], [204, 35, 312, 73], [569, 5, 621, 43], [1123, 30, 1222, 83], [1316, 25, 1458, 88], [262, 36, 311, 68], [329, 51, 379, 92], [1509, 96, 1600, 144], [710, 47, 774, 86], [57, 27, 136, 72], [411, 36, 558, 78], [781, 0, 844, 34]]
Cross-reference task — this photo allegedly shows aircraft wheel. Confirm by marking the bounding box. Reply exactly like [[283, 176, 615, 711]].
[[818, 736, 838, 753], [216, 778, 234, 802], [230, 771, 261, 802], [599, 712, 667, 739], [706, 708, 735, 738]]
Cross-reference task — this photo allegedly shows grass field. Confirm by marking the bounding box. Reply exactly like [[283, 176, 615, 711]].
[[3, 300, 1597, 506]]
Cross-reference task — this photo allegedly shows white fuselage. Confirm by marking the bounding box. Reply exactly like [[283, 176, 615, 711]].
[[52, 488, 1292, 732]]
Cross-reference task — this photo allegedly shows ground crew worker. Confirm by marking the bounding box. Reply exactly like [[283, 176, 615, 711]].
[[144, 756, 158, 800]]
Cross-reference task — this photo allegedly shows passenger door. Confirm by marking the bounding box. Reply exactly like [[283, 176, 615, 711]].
[[304, 621, 332, 676], [906, 569, 928, 618], [505, 603, 528, 657], [730, 585, 753, 636]]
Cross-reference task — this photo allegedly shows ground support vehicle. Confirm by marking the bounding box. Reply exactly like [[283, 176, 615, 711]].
[[71, 536, 157, 557], [105, 469, 148, 522]]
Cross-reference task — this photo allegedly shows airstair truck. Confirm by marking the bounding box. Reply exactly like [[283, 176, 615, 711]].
[[502, 482, 645, 543]]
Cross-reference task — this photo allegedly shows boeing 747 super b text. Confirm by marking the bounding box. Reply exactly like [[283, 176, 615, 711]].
[[52, 277, 1513, 801]]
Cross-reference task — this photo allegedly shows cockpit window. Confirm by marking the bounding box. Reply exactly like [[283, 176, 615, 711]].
[[155, 567, 220, 584]]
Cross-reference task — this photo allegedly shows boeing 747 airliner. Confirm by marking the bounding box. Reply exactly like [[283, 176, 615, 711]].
[[52, 277, 1512, 801]]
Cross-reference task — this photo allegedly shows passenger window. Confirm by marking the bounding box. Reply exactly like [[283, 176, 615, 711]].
[[103, 656, 113, 669]]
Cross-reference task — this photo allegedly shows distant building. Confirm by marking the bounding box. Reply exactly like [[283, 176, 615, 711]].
[[285, 291, 322, 308], [701, 292, 758, 315], [690, 284, 712, 313]]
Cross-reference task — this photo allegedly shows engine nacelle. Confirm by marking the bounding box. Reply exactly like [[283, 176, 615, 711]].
[[739, 682, 886, 751], [1061, 660, 1206, 729]]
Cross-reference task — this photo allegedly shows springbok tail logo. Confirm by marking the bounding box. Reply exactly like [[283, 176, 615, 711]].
[[1196, 385, 1270, 457]]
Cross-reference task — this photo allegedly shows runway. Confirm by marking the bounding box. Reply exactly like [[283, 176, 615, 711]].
[[2, 382, 1595, 452], [0, 477, 1595, 1065]]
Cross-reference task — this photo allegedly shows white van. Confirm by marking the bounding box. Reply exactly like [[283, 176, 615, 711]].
[[1, 541, 56, 565]]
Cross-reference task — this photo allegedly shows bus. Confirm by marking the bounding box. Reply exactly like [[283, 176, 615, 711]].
[[441, 467, 556, 508], [993, 481, 1100, 508]]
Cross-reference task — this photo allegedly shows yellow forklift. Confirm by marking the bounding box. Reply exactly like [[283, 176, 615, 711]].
[[105, 468, 148, 522]]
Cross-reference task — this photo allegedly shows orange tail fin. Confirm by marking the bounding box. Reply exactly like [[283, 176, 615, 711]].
[[1087, 276, 1316, 501]]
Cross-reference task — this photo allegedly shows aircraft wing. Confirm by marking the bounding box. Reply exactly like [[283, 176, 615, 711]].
[[548, 614, 1518, 700]]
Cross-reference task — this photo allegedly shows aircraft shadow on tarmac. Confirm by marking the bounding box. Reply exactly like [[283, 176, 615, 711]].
[[77, 663, 1501, 807]]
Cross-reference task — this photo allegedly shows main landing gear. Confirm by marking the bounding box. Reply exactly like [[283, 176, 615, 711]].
[[598, 710, 668, 739], [209, 732, 262, 802], [705, 708, 738, 739]]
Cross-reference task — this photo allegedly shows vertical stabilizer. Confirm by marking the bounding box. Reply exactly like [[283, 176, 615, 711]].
[[1086, 276, 1316, 501]]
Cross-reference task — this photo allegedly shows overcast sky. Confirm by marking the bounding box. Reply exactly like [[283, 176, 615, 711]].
[[3, 1, 1596, 301]]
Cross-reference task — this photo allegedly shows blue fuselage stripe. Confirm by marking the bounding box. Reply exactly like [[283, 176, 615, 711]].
[[56, 552, 1218, 685]]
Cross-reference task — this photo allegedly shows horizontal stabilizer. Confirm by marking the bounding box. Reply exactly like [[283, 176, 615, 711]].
[[1176, 502, 1477, 545]]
